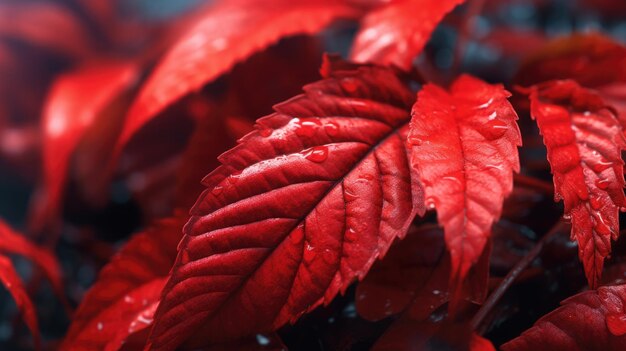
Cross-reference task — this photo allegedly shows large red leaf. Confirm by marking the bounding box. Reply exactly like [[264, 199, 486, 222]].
[[527, 80, 626, 288], [501, 284, 626, 351], [118, 0, 363, 153], [0, 255, 40, 350], [61, 215, 185, 351], [0, 219, 64, 301], [408, 74, 521, 301], [40, 61, 138, 225], [147, 61, 424, 350], [350, 0, 466, 70]]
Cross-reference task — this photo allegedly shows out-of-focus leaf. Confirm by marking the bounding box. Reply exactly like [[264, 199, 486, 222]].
[[350, 0, 466, 70], [0, 219, 64, 301], [118, 0, 363, 154], [61, 215, 185, 351], [38, 61, 138, 226], [0, 1, 92, 57], [0, 255, 40, 350]]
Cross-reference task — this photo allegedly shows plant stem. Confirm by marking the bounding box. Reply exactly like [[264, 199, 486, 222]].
[[471, 220, 568, 331], [513, 173, 554, 196]]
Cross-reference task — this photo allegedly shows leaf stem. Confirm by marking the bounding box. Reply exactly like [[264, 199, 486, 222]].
[[470, 220, 568, 331]]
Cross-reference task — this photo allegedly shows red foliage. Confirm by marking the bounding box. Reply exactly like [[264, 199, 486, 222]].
[[1, 0, 626, 350], [527, 80, 626, 288], [502, 284, 626, 351]]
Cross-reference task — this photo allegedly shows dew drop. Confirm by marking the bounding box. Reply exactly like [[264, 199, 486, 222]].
[[124, 295, 134, 304], [425, 198, 436, 210], [606, 313, 626, 336], [211, 185, 223, 196], [306, 243, 315, 251], [589, 195, 603, 210], [563, 213, 572, 220], [478, 119, 508, 140], [295, 120, 321, 137], [442, 175, 462, 186], [360, 174, 374, 181], [256, 334, 271, 346], [324, 122, 339, 136], [592, 159, 612, 173], [595, 178, 610, 190], [258, 126, 272, 137], [342, 77, 359, 93], [408, 135, 423, 146], [302, 146, 329, 163], [97, 322, 103, 331], [344, 189, 359, 201], [346, 228, 358, 241], [432, 290, 441, 295]]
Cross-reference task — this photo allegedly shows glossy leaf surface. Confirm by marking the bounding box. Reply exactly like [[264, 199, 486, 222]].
[[148, 62, 424, 350], [409, 74, 521, 299]]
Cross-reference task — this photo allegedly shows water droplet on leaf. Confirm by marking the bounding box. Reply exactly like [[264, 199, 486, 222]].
[[595, 178, 610, 190], [344, 189, 358, 201], [324, 122, 339, 136], [302, 146, 329, 163], [478, 119, 508, 140], [211, 185, 223, 196], [295, 119, 321, 137], [607, 313, 626, 336]]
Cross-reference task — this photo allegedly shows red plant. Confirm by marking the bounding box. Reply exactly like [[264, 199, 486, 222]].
[[1, 0, 626, 350]]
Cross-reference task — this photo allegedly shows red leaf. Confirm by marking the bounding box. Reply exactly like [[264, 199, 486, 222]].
[[501, 284, 626, 351], [61, 215, 186, 351], [148, 61, 424, 350], [350, 0, 466, 70], [356, 224, 488, 322], [515, 33, 626, 88], [527, 80, 626, 288], [408, 74, 521, 303], [470, 334, 496, 351], [0, 1, 92, 57], [0, 255, 40, 350], [40, 61, 138, 225], [118, 0, 362, 154], [0, 219, 64, 302]]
